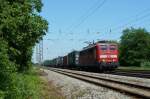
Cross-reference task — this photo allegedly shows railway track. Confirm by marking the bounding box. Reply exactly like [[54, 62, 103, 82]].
[[106, 71, 150, 78], [42, 67, 150, 99]]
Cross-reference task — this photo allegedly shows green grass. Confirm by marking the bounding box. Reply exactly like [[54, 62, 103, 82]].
[[2, 67, 66, 99], [5, 69, 42, 99]]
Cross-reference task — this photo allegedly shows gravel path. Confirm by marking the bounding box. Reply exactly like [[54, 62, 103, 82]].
[[42, 69, 136, 99]]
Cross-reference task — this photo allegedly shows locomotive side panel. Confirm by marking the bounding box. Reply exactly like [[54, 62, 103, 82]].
[[79, 47, 96, 66]]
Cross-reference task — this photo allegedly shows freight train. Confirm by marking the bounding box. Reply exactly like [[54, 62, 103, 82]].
[[44, 41, 119, 71]]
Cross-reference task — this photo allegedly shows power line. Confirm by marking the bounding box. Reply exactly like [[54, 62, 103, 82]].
[[111, 12, 150, 31], [50, 4, 150, 43], [67, 0, 107, 33], [104, 17, 150, 40], [56, 0, 107, 43], [69, 2, 150, 42], [133, 17, 150, 27], [66, 0, 102, 32], [98, 8, 150, 32], [103, 8, 150, 34], [93, 8, 150, 40]]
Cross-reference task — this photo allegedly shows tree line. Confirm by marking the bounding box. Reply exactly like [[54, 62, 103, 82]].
[[119, 27, 150, 67], [0, 0, 48, 98]]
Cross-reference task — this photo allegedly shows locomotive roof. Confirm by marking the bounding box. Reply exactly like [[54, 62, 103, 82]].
[[82, 42, 117, 51]]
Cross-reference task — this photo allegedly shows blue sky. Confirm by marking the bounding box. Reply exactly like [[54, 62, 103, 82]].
[[33, 0, 150, 62]]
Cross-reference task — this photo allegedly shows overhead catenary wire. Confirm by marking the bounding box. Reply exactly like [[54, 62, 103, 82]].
[[46, 0, 107, 43], [91, 7, 150, 41], [98, 8, 150, 31], [66, 0, 107, 33], [68, 3, 150, 43], [47, 0, 107, 43], [111, 12, 150, 32], [46, 13, 150, 42], [48, 3, 150, 42], [99, 8, 150, 35], [66, 0, 102, 32]]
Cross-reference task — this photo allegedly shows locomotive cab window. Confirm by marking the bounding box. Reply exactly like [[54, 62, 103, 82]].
[[100, 45, 107, 50], [110, 45, 116, 50]]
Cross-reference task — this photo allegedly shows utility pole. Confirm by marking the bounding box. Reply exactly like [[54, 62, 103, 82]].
[[36, 43, 39, 64], [36, 40, 43, 65], [39, 40, 43, 65]]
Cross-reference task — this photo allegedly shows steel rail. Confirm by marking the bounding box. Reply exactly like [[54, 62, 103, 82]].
[[44, 67, 150, 99], [107, 71, 150, 78]]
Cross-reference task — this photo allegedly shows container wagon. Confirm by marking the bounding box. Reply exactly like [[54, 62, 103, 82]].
[[63, 55, 67, 67], [67, 51, 79, 68]]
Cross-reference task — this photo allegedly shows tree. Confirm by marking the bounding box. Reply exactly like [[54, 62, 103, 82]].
[[119, 27, 150, 66], [0, 0, 48, 71], [0, 39, 15, 93]]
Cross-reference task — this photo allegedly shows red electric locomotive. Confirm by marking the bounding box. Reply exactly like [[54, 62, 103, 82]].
[[79, 41, 119, 71]]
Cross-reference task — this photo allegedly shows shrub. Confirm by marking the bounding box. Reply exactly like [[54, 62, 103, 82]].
[[0, 39, 42, 99], [140, 61, 150, 67], [5, 72, 42, 99], [0, 90, 5, 99]]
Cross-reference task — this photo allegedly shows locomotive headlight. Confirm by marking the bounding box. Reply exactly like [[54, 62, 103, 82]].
[[102, 59, 106, 62], [110, 55, 117, 58]]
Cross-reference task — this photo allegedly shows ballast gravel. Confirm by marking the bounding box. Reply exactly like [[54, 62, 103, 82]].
[[42, 69, 136, 99]]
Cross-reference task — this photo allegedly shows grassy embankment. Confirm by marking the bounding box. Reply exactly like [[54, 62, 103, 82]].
[[2, 67, 66, 99]]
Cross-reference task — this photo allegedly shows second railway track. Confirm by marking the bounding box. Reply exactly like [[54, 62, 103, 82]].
[[42, 67, 150, 99], [106, 71, 150, 78]]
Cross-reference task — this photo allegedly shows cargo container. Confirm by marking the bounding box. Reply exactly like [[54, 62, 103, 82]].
[[63, 55, 67, 66], [57, 56, 63, 66], [67, 51, 79, 67]]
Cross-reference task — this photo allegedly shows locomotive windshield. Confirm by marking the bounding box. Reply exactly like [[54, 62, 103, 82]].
[[109, 45, 116, 50], [100, 45, 107, 50]]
